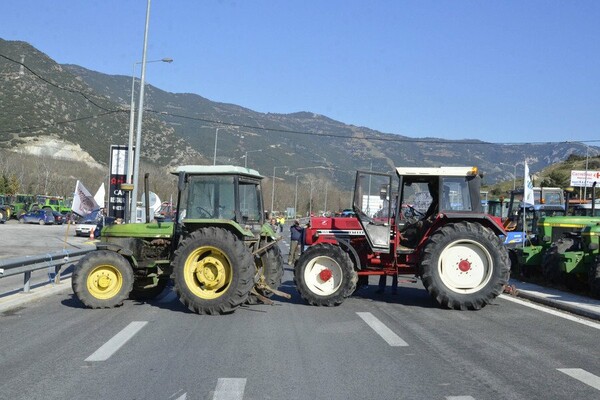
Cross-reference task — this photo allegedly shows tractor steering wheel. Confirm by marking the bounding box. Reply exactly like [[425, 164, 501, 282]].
[[195, 206, 212, 218]]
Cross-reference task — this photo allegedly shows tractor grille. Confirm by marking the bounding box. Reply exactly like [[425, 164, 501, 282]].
[[551, 226, 578, 243]]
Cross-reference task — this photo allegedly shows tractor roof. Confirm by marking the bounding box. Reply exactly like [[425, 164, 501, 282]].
[[173, 165, 263, 179], [395, 166, 478, 177]]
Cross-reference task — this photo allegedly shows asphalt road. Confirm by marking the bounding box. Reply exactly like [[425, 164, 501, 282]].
[[1, 225, 599, 400]]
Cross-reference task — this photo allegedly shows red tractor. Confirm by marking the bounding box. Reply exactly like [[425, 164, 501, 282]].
[[294, 166, 510, 310]]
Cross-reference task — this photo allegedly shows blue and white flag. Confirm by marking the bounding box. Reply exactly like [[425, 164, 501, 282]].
[[523, 162, 534, 206]]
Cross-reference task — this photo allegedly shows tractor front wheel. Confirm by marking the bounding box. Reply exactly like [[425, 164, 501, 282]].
[[173, 227, 254, 315], [589, 260, 600, 299], [420, 222, 509, 310], [294, 243, 357, 306], [541, 238, 574, 284], [247, 242, 284, 304], [71, 250, 134, 308]]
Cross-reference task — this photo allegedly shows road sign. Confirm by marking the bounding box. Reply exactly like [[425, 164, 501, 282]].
[[570, 170, 600, 187]]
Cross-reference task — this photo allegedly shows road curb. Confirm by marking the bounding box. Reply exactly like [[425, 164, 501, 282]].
[[0, 278, 72, 313], [509, 279, 600, 321]]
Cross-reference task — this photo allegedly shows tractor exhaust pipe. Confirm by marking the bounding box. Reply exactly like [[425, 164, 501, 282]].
[[144, 173, 150, 223], [593, 181, 597, 216]]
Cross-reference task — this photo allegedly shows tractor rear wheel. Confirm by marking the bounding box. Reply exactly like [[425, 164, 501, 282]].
[[294, 243, 357, 306], [420, 221, 509, 310], [247, 242, 284, 304], [72, 250, 134, 308], [173, 227, 254, 315]]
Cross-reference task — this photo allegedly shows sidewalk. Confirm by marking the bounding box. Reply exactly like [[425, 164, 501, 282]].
[[508, 278, 600, 321]]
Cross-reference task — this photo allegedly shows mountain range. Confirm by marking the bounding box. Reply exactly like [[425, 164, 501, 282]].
[[1, 38, 597, 190]]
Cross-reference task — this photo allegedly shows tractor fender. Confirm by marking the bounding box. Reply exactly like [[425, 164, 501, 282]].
[[95, 243, 138, 268], [439, 213, 506, 236], [336, 238, 363, 270]]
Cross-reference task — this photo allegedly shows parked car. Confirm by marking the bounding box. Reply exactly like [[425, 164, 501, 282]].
[[51, 211, 65, 225], [74, 210, 114, 237], [18, 209, 55, 225]]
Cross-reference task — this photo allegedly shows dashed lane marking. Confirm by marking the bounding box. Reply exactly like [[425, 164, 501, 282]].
[[85, 321, 148, 362], [499, 294, 600, 330], [446, 397, 476, 400], [558, 368, 600, 391], [212, 378, 246, 400], [356, 312, 408, 346]]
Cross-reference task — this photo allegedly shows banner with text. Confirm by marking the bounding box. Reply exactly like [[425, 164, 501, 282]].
[[570, 170, 600, 187]]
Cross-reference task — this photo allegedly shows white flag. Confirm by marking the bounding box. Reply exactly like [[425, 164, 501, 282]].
[[94, 183, 106, 208], [523, 162, 534, 206], [72, 180, 100, 217]]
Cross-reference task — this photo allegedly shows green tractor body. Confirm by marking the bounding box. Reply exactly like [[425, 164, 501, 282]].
[[516, 216, 596, 269], [71, 165, 285, 315], [30, 196, 72, 214], [515, 214, 600, 297], [555, 223, 600, 297]]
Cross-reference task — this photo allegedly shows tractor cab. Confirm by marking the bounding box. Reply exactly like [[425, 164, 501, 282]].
[[353, 166, 486, 254], [174, 165, 266, 236]]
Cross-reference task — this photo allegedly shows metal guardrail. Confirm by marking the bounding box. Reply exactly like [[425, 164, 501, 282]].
[[0, 247, 95, 293]]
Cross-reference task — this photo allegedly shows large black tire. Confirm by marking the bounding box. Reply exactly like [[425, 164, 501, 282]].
[[508, 249, 521, 277], [173, 227, 254, 315], [541, 238, 574, 284], [247, 242, 284, 304], [71, 250, 134, 308], [294, 243, 358, 306], [420, 221, 510, 310], [588, 259, 600, 299]]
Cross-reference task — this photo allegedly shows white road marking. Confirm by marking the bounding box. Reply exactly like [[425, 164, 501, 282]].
[[174, 394, 186, 400], [446, 397, 475, 400], [85, 321, 148, 362], [558, 368, 600, 391], [499, 295, 600, 330], [356, 312, 408, 346], [212, 378, 246, 400]]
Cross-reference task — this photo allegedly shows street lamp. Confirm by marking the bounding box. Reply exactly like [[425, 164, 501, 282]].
[[213, 127, 222, 165], [126, 57, 172, 221], [242, 149, 262, 168], [271, 166, 288, 215]]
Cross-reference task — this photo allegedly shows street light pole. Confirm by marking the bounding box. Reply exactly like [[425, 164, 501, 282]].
[[213, 127, 221, 165], [243, 149, 262, 168], [126, 57, 172, 222], [129, 0, 152, 223], [271, 166, 287, 215], [294, 175, 298, 218]]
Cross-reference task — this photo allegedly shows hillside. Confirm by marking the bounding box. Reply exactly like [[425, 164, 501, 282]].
[[1, 37, 599, 195]]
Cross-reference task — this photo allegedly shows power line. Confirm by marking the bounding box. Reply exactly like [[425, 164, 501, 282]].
[[2, 53, 599, 147], [0, 53, 115, 112]]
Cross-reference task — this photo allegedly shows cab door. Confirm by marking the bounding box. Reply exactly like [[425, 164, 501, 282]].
[[353, 171, 392, 253]]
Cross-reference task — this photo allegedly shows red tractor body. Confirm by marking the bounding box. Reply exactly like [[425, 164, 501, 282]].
[[294, 166, 510, 310]]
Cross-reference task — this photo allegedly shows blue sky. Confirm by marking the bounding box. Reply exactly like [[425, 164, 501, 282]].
[[2, 1, 599, 144]]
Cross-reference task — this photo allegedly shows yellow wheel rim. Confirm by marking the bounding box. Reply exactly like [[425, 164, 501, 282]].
[[184, 246, 232, 300], [87, 264, 123, 300]]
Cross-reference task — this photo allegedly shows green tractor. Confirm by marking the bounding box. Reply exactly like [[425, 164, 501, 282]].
[[71, 165, 286, 315], [543, 221, 600, 297], [514, 215, 598, 278], [29, 196, 72, 214], [9, 194, 35, 218], [0, 195, 10, 221]]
